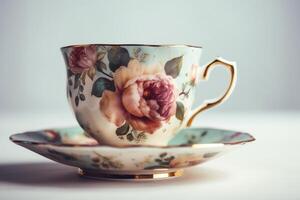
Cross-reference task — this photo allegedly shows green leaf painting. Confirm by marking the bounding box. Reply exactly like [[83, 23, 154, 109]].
[[107, 46, 130, 72], [91, 77, 115, 97], [116, 123, 130, 136], [164, 56, 183, 78], [175, 101, 185, 120]]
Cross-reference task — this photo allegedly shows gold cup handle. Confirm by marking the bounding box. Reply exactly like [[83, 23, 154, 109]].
[[185, 57, 237, 127]]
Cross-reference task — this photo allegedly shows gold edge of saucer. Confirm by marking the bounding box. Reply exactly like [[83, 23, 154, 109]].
[[78, 168, 184, 180]]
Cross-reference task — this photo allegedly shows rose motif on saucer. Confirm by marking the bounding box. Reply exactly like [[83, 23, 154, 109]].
[[10, 127, 255, 180]]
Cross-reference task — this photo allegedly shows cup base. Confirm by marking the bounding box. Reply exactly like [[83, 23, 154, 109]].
[[78, 168, 184, 181]]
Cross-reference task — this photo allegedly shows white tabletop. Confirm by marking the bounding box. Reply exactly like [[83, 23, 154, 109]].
[[0, 111, 299, 200]]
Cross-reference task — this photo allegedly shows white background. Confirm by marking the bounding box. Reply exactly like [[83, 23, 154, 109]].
[[1, 0, 300, 113], [0, 1, 300, 200]]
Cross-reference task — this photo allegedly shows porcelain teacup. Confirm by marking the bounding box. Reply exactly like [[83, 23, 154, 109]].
[[61, 44, 236, 146]]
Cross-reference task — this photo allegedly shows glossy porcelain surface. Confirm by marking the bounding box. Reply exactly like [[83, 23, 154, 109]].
[[10, 127, 254, 172], [61, 44, 236, 146]]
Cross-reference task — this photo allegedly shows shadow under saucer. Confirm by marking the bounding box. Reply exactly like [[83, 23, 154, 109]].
[[0, 162, 228, 188]]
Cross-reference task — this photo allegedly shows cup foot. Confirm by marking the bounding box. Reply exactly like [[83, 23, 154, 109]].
[[78, 168, 184, 181]]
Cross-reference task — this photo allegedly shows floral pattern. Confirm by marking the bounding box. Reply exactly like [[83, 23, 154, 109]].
[[10, 127, 255, 172], [169, 154, 204, 168], [90, 151, 124, 169], [62, 45, 201, 144], [68, 45, 98, 74], [100, 59, 177, 133]]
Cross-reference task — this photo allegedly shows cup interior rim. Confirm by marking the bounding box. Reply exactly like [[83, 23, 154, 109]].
[[60, 43, 202, 50]]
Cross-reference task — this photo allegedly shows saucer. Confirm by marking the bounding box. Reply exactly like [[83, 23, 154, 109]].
[[10, 127, 255, 181]]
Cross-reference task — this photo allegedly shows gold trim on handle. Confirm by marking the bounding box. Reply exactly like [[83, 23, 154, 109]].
[[186, 57, 237, 127]]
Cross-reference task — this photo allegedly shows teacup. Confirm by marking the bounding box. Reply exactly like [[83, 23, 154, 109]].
[[61, 44, 236, 146]]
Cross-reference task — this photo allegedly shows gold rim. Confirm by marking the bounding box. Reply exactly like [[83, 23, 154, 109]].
[[78, 168, 184, 180], [61, 43, 202, 50], [10, 137, 255, 148], [9, 127, 255, 148]]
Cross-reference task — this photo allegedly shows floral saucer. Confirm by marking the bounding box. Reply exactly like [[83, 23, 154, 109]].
[[10, 127, 255, 181]]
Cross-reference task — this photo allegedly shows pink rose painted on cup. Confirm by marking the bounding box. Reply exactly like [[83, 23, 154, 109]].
[[100, 59, 178, 133], [68, 45, 97, 74]]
